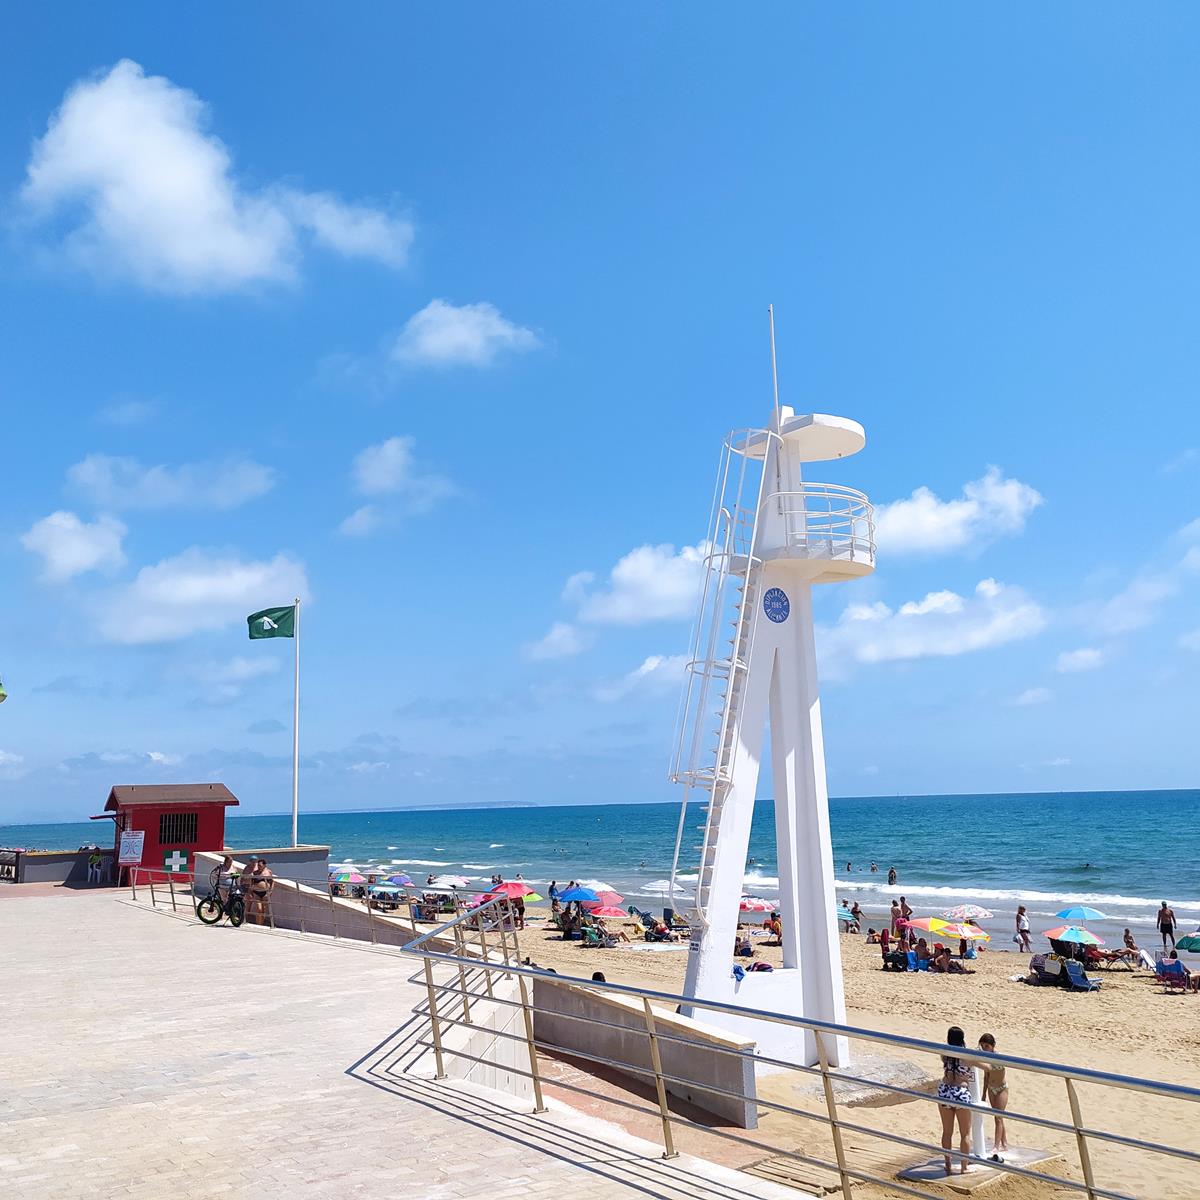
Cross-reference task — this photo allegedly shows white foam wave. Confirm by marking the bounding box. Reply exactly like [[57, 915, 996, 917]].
[[391, 859, 451, 867], [387, 845, 398, 850], [460, 864, 495, 870], [489, 843, 505, 848], [832, 878, 1200, 913], [743, 871, 780, 890]]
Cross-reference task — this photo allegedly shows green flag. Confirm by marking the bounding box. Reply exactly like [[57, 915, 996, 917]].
[[0, 676, 6, 703], [247, 606, 296, 639]]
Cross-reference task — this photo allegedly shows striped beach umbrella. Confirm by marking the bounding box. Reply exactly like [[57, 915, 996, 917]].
[[1043, 925, 1104, 946], [938, 921, 991, 941], [943, 904, 994, 921], [330, 871, 366, 884], [739, 896, 774, 912]]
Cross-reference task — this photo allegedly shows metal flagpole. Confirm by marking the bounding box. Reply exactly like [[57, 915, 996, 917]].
[[292, 596, 300, 848], [768, 303, 781, 430]]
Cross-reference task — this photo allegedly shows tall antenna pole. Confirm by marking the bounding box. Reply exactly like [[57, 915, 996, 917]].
[[291, 596, 300, 848], [768, 303, 781, 430]]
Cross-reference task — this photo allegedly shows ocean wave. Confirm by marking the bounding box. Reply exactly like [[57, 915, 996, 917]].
[[460, 864, 495, 870], [832, 878, 1200, 912], [391, 859, 452, 867], [489, 843, 505, 848], [744, 871, 780, 890]]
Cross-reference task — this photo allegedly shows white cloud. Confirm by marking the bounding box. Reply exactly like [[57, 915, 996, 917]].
[[68, 453, 275, 510], [21, 511, 126, 581], [594, 654, 688, 702], [349, 760, 389, 774], [574, 542, 706, 625], [146, 750, 181, 766], [391, 299, 539, 367], [525, 622, 592, 661], [1090, 574, 1178, 635], [338, 505, 381, 538], [186, 654, 281, 702], [0, 750, 26, 780], [873, 467, 1042, 556], [96, 398, 159, 426], [1163, 448, 1199, 474], [21, 60, 412, 293], [1046, 756, 1072, 767], [1056, 647, 1105, 673], [819, 578, 1046, 672], [96, 548, 307, 644], [1179, 629, 1200, 651], [1012, 687, 1053, 706], [339, 436, 456, 536]]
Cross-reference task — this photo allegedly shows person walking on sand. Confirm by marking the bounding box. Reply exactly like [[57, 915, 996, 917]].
[[978, 1033, 1009, 1156], [1016, 906, 1032, 953], [890, 899, 902, 935], [1158, 901, 1177, 950], [937, 1026, 974, 1176]]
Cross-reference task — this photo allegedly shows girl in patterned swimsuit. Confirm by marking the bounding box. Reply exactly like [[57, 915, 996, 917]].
[[979, 1033, 1009, 1154], [936, 1026, 974, 1176]]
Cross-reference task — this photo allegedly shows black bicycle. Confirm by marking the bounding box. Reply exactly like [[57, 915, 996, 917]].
[[196, 871, 246, 927]]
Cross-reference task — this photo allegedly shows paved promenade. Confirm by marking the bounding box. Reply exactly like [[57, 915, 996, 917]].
[[1, 889, 799, 1200]]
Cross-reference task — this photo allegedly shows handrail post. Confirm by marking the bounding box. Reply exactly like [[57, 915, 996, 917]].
[[295, 880, 306, 934], [1065, 1077, 1097, 1200], [149, 875, 157, 908], [517, 972, 547, 1114], [642, 998, 678, 1158], [452, 921, 473, 1024], [422, 958, 448, 1080], [814, 1031, 853, 1200], [129, 866, 138, 900], [477, 917, 495, 997], [167, 871, 177, 912]]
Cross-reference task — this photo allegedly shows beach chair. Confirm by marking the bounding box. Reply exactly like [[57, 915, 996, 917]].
[[905, 950, 918, 972], [1156, 960, 1192, 994], [916, 955, 931, 972], [1063, 960, 1101, 992]]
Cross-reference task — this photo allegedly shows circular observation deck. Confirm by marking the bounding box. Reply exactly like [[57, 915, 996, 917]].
[[758, 483, 875, 583], [733, 412, 866, 463]]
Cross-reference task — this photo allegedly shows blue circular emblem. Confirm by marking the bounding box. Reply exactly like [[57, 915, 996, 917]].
[[763, 587, 790, 623]]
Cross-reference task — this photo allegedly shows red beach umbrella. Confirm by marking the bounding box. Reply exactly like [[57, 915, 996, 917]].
[[589, 906, 629, 919], [489, 881, 538, 898]]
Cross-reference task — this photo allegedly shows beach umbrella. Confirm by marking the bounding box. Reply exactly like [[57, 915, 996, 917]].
[[739, 896, 774, 912], [1174, 934, 1200, 953], [1055, 905, 1107, 922], [938, 922, 991, 941], [329, 871, 366, 884], [943, 904, 994, 921], [594, 889, 625, 906], [578, 879, 616, 892], [1043, 925, 1104, 946], [589, 905, 630, 919], [386, 874, 414, 887], [489, 881, 538, 899], [904, 917, 950, 933], [432, 874, 470, 888], [559, 886, 600, 903]]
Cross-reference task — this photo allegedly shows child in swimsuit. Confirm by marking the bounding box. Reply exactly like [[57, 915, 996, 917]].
[[936, 1026, 974, 1176], [979, 1033, 1008, 1153]]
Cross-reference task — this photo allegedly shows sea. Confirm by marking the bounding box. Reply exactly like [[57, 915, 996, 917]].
[[5, 789, 1199, 950]]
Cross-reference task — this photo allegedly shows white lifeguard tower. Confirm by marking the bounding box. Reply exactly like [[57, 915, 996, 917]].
[[668, 315, 875, 1066]]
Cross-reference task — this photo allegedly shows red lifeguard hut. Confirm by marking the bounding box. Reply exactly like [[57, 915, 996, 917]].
[[102, 784, 239, 884]]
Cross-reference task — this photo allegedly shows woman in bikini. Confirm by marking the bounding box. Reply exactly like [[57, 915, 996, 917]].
[[978, 1033, 1008, 1155], [936, 1026, 974, 1176]]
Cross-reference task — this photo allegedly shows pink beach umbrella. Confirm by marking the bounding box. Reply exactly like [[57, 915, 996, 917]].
[[739, 896, 774, 912], [489, 881, 538, 899], [589, 905, 631, 919]]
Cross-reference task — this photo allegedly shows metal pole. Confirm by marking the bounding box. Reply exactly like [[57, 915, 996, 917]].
[[815, 1031, 853, 1200], [129, 866, 138, 901], [642, 998, 678, 1159], [768, 303, 781, 430], [291, 596, 300, 848], [327, 881, 339, 939], [149, 876, 158, 908], [452, 922, 473, 1025], [295, 880, 306, 934], [422, 958, 448, 1080], [477, 916, 495, 998], [1065, 1077, 1098, 1200], [167, 871, 177, 912], [517, 973, 547, 1114]]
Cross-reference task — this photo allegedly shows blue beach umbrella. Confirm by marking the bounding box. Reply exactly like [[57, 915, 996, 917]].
[[387, 874, 414, 886], [1055, 906, 1107, 922], [559, 886, 600, 903]]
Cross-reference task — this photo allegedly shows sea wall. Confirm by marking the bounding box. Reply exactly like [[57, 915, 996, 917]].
[[533, 976, 758, 1127], [1, 848, 115, 885], [222, 844, 331, 884]]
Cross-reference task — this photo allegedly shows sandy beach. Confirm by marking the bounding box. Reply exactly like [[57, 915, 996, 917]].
[[510, 904, 1199, 1198]]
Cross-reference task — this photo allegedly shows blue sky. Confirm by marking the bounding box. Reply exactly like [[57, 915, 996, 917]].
[[1, 6, 1198, 823]]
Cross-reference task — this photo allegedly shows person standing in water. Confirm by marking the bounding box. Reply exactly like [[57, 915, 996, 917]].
[[887, 866, 898, 886]]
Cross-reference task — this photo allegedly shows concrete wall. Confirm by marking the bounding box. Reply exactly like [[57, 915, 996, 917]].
[[3, 849, 115, 885], [437, 974, 533, 1102], [222, 844, 330, 884], [533, 976, 758, 1128]]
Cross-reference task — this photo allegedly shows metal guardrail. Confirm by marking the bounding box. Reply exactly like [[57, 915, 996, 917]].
[[398, 896, 1200, 1200], [129, 871, 1200, 1199]]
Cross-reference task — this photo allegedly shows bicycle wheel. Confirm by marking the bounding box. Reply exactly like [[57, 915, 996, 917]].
[[196, 895, 224, 924], [227, 895, 246, 927]]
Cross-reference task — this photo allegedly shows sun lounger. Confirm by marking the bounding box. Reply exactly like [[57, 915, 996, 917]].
[[1063, 960, 1101, 992]]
